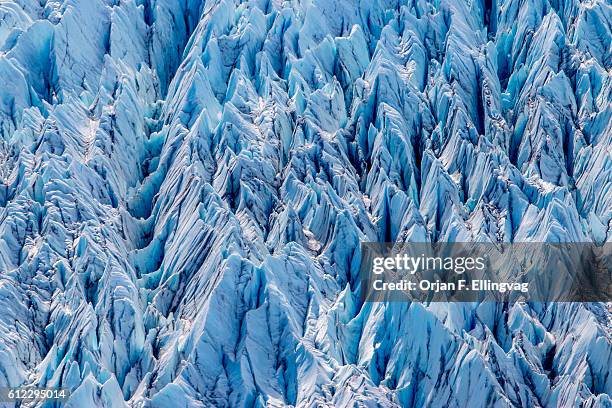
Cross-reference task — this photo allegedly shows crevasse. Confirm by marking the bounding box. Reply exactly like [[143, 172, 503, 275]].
[[0, 0, 610, 407]]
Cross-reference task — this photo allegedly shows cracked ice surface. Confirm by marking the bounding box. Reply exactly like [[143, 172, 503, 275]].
[[0, 0, 610, 407]]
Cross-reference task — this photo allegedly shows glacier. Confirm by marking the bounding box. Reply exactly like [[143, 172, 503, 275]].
[[0, 0, 610, 407]]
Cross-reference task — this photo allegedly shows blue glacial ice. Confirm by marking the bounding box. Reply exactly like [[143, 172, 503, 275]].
[[0, 0, 610, 407]]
